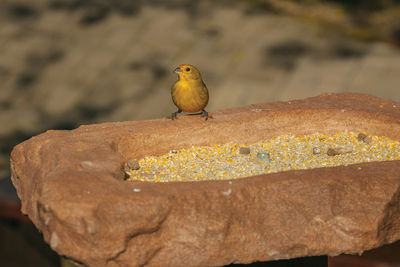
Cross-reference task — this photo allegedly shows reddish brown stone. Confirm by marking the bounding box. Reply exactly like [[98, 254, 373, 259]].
[[239, 147, 251, 155], [357, 132, 372, 144], [327, 145, 353, 156], [10, 93, 400, 267]]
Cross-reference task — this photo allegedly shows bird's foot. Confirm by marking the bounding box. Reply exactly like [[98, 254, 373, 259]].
[[200, 110, 213, 120], [169, 112, 178, 120], [169, 110, 182, 120]]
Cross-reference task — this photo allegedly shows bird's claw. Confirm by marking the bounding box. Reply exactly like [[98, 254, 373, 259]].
[[169, 110, 182, 120], [201, 110, 213, 121], [169, 110, 212, 120], [169, 112, 177, 120]]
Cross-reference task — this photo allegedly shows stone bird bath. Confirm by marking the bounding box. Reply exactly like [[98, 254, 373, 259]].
[[10, 93, 400, 266]]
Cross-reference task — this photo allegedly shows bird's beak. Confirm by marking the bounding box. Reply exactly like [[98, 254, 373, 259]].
[[173, 67, 182, 74]]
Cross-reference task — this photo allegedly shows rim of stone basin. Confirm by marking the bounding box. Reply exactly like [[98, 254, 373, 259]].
[[9, 93, 400, 267]]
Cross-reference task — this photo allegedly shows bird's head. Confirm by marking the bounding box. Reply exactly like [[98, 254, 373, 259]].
[[174, 64, 202, 81]]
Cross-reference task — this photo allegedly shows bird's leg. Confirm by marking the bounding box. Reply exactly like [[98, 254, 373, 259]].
[[170, 109, 182, 120], [200, 109, 213, 120]]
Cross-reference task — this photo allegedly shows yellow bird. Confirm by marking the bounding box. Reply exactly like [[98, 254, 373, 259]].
[[170, 64, 211, 120]]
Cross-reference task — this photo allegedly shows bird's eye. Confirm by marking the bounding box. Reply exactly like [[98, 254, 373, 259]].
[[185, 67, 191, 72]]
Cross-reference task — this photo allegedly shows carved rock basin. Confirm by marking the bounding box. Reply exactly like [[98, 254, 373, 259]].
[[10, 93, 400, 267]]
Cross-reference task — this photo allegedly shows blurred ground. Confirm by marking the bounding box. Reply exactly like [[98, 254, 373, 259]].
[[1, 1, 400, 176]]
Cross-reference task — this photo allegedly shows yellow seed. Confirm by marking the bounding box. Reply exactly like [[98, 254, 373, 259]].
[[126, 132, 400, 183]]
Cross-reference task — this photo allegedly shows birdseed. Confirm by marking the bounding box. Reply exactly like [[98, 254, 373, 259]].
[[126, 132, 400, 182]]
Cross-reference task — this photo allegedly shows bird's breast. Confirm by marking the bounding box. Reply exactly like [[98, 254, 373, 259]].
[[171, 81, 209, 113]]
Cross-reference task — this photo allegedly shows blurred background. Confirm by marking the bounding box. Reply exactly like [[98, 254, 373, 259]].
[[1, 0, 400, 266]]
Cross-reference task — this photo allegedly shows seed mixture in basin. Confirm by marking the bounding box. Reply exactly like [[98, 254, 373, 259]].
[[126, 132, 400, 182]]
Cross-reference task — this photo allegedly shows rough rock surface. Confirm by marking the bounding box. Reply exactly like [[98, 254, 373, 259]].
[[10, 93, 400, 267], [2, 0, 400, 179]]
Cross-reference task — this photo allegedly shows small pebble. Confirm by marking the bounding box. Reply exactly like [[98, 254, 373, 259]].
[[126, 159, 140, 170], [312, 147, 321, 154], [357, 133, 372, 144], [222, 188, 232, 196], [81, 161, 95, 168], [239, 147, 251, 155], [327, 148, 336, 156], [327, 145, 353, 156], [257, 151, 270, 163]]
